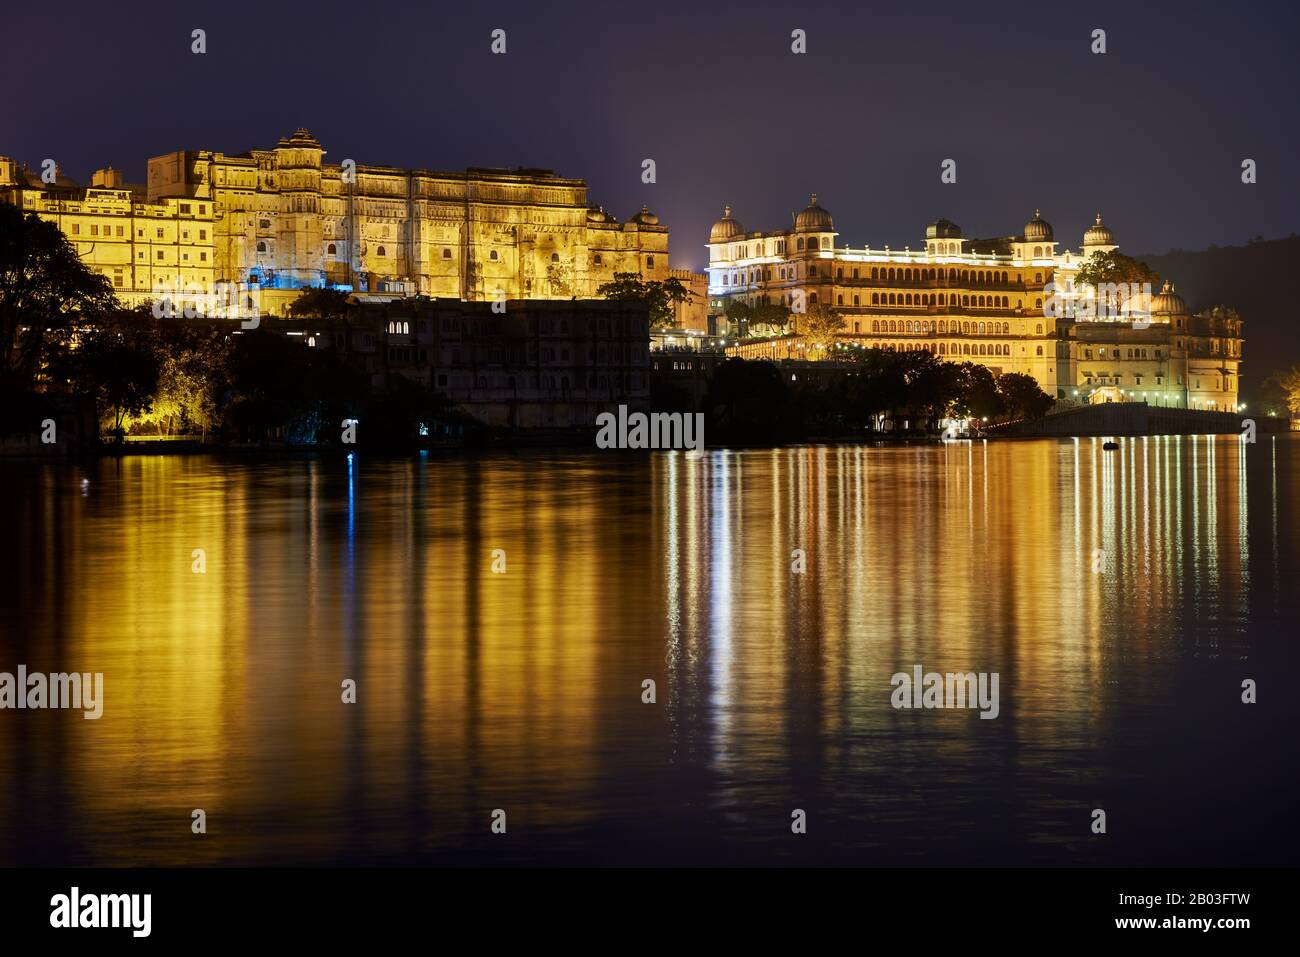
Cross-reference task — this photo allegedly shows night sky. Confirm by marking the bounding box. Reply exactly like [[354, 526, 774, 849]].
[[3, 0, 1297, 272]]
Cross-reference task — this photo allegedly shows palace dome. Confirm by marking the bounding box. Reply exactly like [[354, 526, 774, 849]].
[[926, 218, 962, 239], [1150, 280, 1188, 316], [628, 204, 659, 226], [587, 206, 609, 222], [1023, 208, 1053, 242], [794, 193, 833, 231], [1083, 213, 1115, 247], [709, 204, 744, 242]]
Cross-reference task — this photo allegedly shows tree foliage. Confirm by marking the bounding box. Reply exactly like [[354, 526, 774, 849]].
[[288, 286, 353, 320], [596, 272, 689, 328], [1074, 250, 1161, 291], [799, 303, 846, 356], [0, 203, 117, 390]]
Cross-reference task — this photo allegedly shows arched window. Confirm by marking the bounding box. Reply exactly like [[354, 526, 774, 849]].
[[837, 295, 844, 305], [377, 245, 387, 256], [809, 293, 818, 304], [809, 237, 819, 250], [551, 252, 559, 262], [326, 243, 336, 255], [939, 321, 947, 333], [962, 295, 970, 307], [443, 248, 452, 259], [872, 293, 879, 305], [871, 267, 879, 280], [797, 238, 805, 250], [853, 295, 860, 305], [905, 294, 913, 305], [1036, 323, 1043, 334], [256, 241, 266, 252], [1036, 346, 1044, 356], [888, 293, 896, 305], [490, 249, 499, 260], [872, 320, 879, 332], [809, 265, 818, 277]]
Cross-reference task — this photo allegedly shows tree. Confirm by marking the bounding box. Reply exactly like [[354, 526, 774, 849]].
[[705, 357, 795, 442], [596, 272, 689, 328], [723, 299, 753, 331], [1074, 250, 1161, 290], [799, 303, 845, 356], [996, 372, 1054, 420], [1073, 250, 1161, 318], [943, 362, 1003, 419], [750, 302, 792, 337], [0, 203, 117, 391], [288, 286, 352, 320], [147, 322, 229, 437], [75, 327, 161, 438], [1270, 365, 1300, 417]]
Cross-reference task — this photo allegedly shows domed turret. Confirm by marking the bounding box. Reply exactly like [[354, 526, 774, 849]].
[[1083, 213, 1115, 247], [926, 218, 962, 240], [794, 193, 833, 231], [1023, 208, 1053, 242], [1150, 280, 1188, 317], [709, 204, 744, 243], [628, 204, 659, 226]]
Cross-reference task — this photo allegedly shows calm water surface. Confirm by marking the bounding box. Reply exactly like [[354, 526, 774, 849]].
[[2, 437, 1298, 866]]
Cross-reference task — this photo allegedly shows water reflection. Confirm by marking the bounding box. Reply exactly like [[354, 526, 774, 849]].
[[0, 437, 1296, 866]]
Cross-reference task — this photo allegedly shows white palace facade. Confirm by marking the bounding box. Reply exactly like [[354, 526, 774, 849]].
[[711, 198, 1243, 411]]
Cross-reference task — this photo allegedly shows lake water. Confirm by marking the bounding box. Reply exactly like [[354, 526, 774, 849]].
[[1, 437, 1297, 866]]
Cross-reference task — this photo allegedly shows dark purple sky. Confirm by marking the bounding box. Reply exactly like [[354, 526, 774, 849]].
[[3, 0, 1297, 272]]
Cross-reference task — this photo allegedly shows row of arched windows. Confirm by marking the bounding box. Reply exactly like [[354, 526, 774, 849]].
[[868, 267, 1013, 284], [854, 292, 1011, 308], [861, 342, 1012, 358], [869, 320, 1012, 335], [721, 265, 1040, 288]]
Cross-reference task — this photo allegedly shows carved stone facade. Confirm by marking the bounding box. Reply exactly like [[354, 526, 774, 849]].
[[712, 199, 1243, 411], [147, 129, 669, 314]]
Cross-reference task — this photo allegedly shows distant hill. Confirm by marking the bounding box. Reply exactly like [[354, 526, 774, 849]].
[[1135, 236, 1300, 401]]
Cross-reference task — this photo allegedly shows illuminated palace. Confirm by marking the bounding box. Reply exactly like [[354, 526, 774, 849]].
[[0, 128, 669, 316], [711, 198, 1243, 411]]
